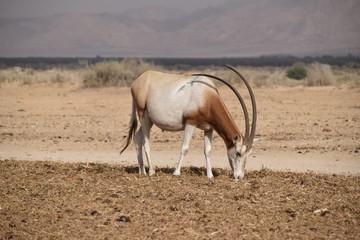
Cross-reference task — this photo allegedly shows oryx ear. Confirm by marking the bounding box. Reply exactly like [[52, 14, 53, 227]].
[[232, 135, 240, 145]]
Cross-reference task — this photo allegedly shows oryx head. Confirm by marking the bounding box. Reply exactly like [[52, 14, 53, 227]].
[[194, 65, 257, 179]]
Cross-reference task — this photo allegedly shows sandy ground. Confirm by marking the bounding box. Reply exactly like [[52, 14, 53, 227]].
[[1, 82, 360, 239], [1, 160, 359, 240], [0, 83, 359, 175]]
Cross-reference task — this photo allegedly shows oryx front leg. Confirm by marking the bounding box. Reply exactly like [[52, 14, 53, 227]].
[[173, 124, 196, 176], [140, 115, 154, 176], [204, 130, 214, 178]]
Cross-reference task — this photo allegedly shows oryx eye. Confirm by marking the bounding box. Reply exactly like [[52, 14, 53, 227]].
[[236, 152, 242, 157]]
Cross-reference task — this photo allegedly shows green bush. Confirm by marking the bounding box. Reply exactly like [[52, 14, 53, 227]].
[[82, 59, 161, 88], [286, 63, 307, 80]]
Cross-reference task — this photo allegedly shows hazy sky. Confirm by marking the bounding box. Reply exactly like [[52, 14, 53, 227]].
[[0, 0, 228, 18]]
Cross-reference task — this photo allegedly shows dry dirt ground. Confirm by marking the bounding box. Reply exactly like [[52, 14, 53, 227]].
[[0, 82, 360, 239], [1, 160, 359, 240]]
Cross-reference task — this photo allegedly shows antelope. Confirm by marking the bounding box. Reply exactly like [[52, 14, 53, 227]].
[[120, 66, 257, 179]]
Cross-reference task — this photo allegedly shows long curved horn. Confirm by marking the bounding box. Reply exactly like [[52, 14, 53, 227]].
[[225, 65, 257, 148], [192, 73, 250, 142]]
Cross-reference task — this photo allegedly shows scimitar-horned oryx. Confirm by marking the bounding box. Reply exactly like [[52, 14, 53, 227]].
[[121, 66, 257, 179]]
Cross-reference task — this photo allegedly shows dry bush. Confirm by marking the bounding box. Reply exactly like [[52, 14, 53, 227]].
[[82, 59, 162, 88], [305, 63, 335, 86], [250, 67, 299, 87], [1, 63, 358, 89], [333, 67, 360, 88], [209, 64, 359, 89], [209, 67, 303, 88], [0, 68, 83, 86], [0, 72, 8, 86]]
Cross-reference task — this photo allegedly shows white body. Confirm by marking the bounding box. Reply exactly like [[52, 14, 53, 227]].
[[145, 74, 212, 131]]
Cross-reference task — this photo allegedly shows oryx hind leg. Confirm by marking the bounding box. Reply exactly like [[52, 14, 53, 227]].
[[134, 128, 146, 175], [140, 113, 154, 176]]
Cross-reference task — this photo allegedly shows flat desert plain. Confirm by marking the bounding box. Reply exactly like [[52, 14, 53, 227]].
[[0, 82, 359, 239]]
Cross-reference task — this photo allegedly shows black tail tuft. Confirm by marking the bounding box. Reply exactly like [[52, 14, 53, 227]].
[[120, 102, 138, 154]]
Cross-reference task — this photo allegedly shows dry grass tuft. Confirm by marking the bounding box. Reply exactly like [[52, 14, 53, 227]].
[[0, 63, 359, 89], [305, 63, 336, 86], [210, 64, 359, 88], [0, 67, 83, 86], [82, 59, 162, 88]]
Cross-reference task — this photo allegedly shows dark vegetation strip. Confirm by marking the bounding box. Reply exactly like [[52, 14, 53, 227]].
[[1, 55, 360, 70]]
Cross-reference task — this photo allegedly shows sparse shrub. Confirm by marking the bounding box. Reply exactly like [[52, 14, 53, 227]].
[[20, 76, 33, 85], [0, 68, 82, 86], [334, 68, 360, 87], [345, 62, 360, 69], [252, 74, 269, 87], [286, 63, 307, 80], [25, 68, 35, 75], [0, 73, 6, 86], [306, 62, 335, 86], [51, 73, 66, 85], [82, 59, 161, 88]]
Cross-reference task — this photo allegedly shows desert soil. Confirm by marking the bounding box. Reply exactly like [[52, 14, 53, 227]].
[[0, 82, 359, 239]]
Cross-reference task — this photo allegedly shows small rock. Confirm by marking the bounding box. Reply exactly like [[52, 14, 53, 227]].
[[313, 208, 329, 216], [91, 210, 99, 216], [115, 216, 131, 223], [355, 147, 360, 153], [170, 206, 178, 211]]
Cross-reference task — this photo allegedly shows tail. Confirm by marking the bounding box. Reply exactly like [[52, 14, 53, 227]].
[[120, 101, 138, 154]]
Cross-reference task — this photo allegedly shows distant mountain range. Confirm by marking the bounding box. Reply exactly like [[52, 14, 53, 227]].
[[0, 0, 359, 57]]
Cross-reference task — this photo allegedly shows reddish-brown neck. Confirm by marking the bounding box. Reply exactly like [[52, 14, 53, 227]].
[[185, 91, 243, 149], [209, 96, 242, 148]]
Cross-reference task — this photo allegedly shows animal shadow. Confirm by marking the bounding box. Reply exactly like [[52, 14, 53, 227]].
[[122, 166, 225, 177]]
